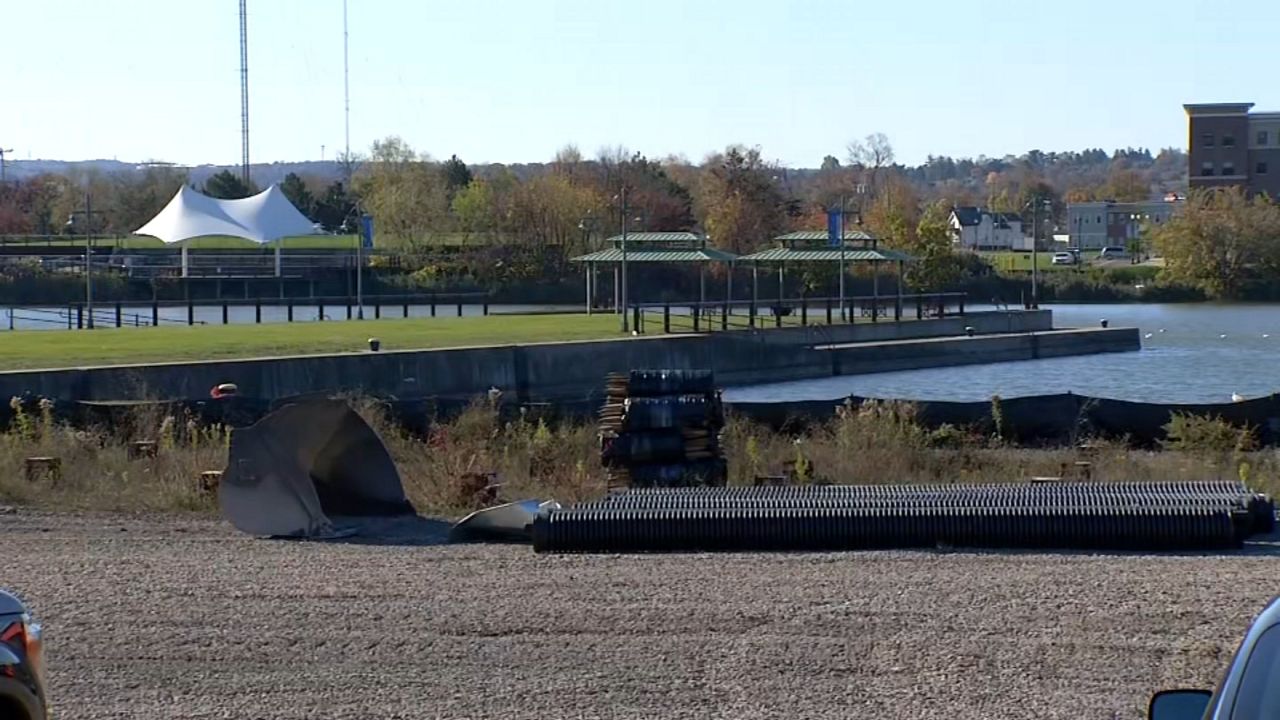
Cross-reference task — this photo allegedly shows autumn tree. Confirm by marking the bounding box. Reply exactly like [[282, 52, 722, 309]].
[[847, 132, 894, 196], [899, 201, 965, 290], [440, 155, 473, 203], [354, 136, 451, 247], [697, 145, 787, 253], [1153, 188, 1280, 298], [1103, 167, 1151, 202]]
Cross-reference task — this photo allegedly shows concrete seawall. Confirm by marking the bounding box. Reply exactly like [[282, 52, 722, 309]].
[[0, 310, 1138, 402]]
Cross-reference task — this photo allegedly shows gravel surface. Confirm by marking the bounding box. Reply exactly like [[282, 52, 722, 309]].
[[4, 509, 1278, 719]]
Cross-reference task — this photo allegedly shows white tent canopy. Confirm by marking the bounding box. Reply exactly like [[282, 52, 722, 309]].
[[134, 184, 317, 244]]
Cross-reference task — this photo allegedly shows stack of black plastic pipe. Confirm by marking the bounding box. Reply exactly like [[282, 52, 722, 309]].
[[532, 481, 1275, 553], [597, 370, 727, 488]]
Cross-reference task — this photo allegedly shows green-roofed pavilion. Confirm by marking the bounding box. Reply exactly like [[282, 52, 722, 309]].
[[738, 230, 917, 322], [569, 232, 739, 314]]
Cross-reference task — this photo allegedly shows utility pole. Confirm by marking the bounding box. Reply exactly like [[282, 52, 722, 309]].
[[0, 148, 12, 182], [239, 0, 250, 185], [67, 193, 105, 329], [619, 186, 630, 333]]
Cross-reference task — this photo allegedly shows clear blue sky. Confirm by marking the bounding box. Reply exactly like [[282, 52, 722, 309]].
[[8, 0, 1279, 168]]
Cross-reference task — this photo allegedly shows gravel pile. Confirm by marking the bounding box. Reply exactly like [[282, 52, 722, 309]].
[[3, 510, 1276, 719]]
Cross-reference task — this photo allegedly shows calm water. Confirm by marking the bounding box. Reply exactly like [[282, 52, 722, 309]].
[[724, 304, 1280, 404]]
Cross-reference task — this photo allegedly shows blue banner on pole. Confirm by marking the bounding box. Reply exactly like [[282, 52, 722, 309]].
[[359, 215, 374, 249], [827, 210, 842, 246]]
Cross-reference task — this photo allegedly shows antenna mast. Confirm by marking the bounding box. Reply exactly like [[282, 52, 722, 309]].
[[239, 0, 250, 184], [343, 0, 351, 175]]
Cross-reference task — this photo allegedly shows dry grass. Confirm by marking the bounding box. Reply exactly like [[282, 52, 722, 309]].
[[1, 397, 1277, 517]]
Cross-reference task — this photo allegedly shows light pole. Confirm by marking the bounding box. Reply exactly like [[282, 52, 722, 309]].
[[578, 215, 600, 315], [1024, 197, 1051, 309], [66, 193, 106, 329], [616, 188, 631, 332]]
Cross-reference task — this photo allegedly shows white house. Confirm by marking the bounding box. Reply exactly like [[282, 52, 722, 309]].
[[948, 207, 1030, 250]]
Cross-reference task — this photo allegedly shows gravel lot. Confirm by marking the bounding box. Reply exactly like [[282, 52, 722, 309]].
[[4, 509, 1278, 720]]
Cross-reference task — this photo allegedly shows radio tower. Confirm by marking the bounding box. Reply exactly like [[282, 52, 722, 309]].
[[239, 0, 250, 184]]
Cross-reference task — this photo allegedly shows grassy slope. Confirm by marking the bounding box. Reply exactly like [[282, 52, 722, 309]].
[[0, 314, 623, 370]]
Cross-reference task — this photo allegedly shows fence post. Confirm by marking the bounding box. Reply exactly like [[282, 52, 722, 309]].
[[801, 301, 807, 326], [186, 299, 194, 326], [318, 300, 324, 321], [632, 305, 641, 333], [663, 304, 670, 333], [255, 300, 261, 324], [457, 301, 463, 317], [774, 306, 782, 328], [693, 305, 700, 332], [375, 303, 381, 319], [76, 304, 83, 330], [430, 296, 436, 317], [115, 302, 122, 328], [826, 298, 832, 325], [483, 300, 489, 316], [722, 303, 728, 331], [286, 302, 293, 323], [403, 302, 409, 318], [346, 302, 352, 320], [749, 302, 756, 328], [916, 295, 923, 320], [222, 302, 229, 325], [959, 295, 965, 316]]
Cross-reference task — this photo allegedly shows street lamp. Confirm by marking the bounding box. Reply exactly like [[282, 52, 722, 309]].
[[612, 189, 644, 332], [578, 215, 600, 315], [66, 192, 106, 329], [1024, 197, 1052, 309]]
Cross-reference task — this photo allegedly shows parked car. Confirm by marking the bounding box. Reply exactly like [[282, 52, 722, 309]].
[[1098, 246, 1128, 260], [1051, 251, 1075, 265], [0, 591, 46, 720], [1150, 595, 1280, 719]]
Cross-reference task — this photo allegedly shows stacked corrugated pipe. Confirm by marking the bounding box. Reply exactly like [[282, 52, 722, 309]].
[[598, 370, 727, 488], [532, 481, 1275, 553]]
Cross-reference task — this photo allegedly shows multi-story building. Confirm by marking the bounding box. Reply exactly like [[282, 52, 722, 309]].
[[948, 207, 1029, 250], [1184, 103, 1280, 197], [1066, 199, 1182, 250]]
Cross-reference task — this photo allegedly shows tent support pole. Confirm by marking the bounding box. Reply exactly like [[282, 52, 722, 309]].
[[274, 242, 282, 278], [181, 244, 189, 279]]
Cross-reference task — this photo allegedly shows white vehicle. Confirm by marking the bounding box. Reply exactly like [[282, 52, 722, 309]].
[[1051, 252, 1075, 265], [1098, 246, 1128, 260]]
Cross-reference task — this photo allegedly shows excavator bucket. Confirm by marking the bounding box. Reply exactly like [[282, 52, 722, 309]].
[[219, 399, 415, 537]]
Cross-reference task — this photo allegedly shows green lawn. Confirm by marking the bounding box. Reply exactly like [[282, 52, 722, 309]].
[[981, 251, 1099, 273], [0, 314, 625, 371]]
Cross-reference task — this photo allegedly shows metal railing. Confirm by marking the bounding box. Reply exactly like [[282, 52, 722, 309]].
[[4, 291, 492, 330], [628, 292, 967, 334]]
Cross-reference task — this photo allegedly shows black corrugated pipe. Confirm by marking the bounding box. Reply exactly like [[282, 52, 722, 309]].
[[532, 505, 1242, 554]]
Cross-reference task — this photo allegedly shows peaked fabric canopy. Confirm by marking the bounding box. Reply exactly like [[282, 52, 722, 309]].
[[134, 185, 317, 244]]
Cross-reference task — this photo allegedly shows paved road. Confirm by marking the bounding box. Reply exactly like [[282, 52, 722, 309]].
[[4, 510, 1273, 719]]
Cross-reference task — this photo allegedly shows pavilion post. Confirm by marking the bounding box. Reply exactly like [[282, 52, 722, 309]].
[[274, 242, 282, 278], [613, 265, 620, 314], [180, 244, 189, 279], [751, 263, 759, 326], [698, 264, 705, 308], [585, 263, 592, 315], [726, 261, 733, 309], [896, 260, 905, 321], [872, 261, 880, 323]]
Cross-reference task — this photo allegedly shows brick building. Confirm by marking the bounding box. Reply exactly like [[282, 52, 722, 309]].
[[1184, 103, 1280, 197]]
